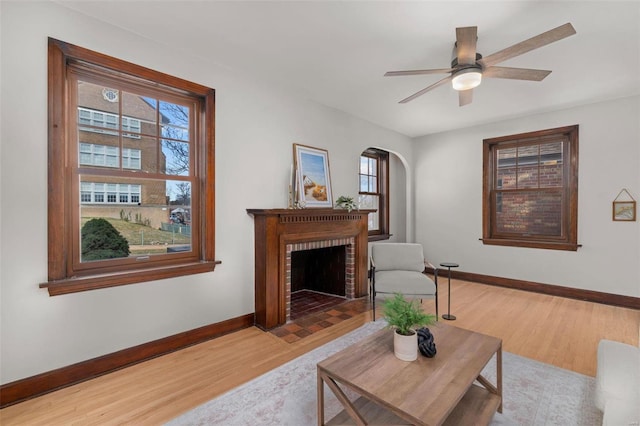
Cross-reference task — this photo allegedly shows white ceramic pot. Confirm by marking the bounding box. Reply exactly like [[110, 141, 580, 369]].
[[393, 329, 418, 361]]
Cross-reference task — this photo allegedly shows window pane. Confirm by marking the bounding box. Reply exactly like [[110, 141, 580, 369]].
[[160, 101, 189, 142], [80, 176, 193, 262], [123, 91, 157, 137], [496, 148, 516, 189], [539, 142, 563, 188], [517, 145, 539, 188], [359, 176, 369, 192], [495, 190, 562, 236], [162, 140, 190, 176], [358, 194, 379, 231], [368, 157, 377, 176], [77, 81, 118, 126], [359, 157, 369, 174]]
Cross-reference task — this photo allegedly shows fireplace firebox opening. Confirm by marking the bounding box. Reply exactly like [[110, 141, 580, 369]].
[[291, 246, 346, 296], [285, 238, 356, 323]]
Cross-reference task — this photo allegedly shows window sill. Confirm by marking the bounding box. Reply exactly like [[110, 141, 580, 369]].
[[481, 238, 581, 251], [39, 261, 220, 296], [368, 233, 392, 242]]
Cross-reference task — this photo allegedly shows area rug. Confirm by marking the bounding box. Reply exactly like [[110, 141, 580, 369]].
[[167, 321, 602, 425]]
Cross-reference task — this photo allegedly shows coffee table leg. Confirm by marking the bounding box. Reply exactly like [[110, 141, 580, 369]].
[[497, 344, 503, 413], [317, 366, 325, 425]]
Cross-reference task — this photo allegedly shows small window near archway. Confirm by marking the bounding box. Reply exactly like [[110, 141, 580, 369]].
[[359, 148, 389, 241]]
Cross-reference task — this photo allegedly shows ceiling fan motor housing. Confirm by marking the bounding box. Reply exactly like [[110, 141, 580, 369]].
[[450, 53, 483, 68]]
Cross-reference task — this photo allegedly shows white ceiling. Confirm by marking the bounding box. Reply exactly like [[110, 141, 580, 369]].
[[56, 1, 640, 138]]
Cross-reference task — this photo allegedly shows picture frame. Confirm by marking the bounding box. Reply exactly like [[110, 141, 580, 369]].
[[613, 201, 636, 221], [293, 143, 333, 208]]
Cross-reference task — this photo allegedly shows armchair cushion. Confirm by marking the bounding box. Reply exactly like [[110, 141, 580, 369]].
[[374, 270, 436, 297], [371, 243, 425, 272]]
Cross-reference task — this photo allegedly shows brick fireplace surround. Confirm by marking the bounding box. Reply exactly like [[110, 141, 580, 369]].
[[247, 208, 373, 330]]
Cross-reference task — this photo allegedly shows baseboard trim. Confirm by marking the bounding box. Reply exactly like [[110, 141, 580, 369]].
[[428, 267, 640, 310], [0, 313, 255, 408]]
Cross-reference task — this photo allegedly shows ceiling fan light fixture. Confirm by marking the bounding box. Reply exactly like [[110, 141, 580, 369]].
[[452, 68, 482, 91]]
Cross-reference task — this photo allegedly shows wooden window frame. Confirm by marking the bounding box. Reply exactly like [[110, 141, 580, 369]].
[[359, 149, 390, 241], [482, 125, 579, 251], [41, 38, 216, 296]]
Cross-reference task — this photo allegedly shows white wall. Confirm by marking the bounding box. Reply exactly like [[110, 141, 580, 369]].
[[414, 96, 640, 298], [389, 154, 407, 242], [0, 2, 413, 383]]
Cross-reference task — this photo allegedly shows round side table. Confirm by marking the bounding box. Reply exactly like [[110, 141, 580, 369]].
[[440, 262, 459, 321]]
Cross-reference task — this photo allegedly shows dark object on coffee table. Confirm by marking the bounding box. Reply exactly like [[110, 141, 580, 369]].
[[417, 327, 437, 358]]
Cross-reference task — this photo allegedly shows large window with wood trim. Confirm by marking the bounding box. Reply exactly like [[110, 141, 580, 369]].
[[482, 125, 579, 251], [44, 38, 216, 296], [359, 148, 390, 240]]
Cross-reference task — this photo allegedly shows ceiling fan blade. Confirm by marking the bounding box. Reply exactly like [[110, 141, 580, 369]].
[[399, 75, 452, 103], [459, 89, 473, 106], [483, 66, 552, 81], [385, 68, 453, 77], [478, 23, 576, 69], [456, 26, 478, 65]]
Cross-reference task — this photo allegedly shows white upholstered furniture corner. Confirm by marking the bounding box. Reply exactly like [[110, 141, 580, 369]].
[[369, 243, 438, 321], [595, 339, 640, 425]]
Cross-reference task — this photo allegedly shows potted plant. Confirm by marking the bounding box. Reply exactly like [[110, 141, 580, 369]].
[[383, 293, 437, 361], [335, 195, 357, 212]]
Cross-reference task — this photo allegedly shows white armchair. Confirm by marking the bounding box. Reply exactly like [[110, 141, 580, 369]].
[[369, 243, 438, 321], [595, 339, 640, 425]]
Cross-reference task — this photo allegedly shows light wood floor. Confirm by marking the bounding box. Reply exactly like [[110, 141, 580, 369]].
[[2, 280, 639, 425]]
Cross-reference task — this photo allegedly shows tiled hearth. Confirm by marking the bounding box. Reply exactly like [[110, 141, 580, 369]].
[[289, 290, 347, 320], [269, 293, 371, 343]]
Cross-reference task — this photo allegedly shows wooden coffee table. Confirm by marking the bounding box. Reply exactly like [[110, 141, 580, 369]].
[[317, 323, 502, 425]]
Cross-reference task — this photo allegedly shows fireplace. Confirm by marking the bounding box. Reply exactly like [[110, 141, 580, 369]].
[[287, 238, 355, 322], [247, 208, 372, 330]]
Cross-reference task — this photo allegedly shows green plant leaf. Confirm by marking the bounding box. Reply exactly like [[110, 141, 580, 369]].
[[383, 293, 436, 336]]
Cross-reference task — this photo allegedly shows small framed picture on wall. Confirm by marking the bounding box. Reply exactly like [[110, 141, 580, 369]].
[[612, 188, 636, 221], [613, 201, 636, 221]]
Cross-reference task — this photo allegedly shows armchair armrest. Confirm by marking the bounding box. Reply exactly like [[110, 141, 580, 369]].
[[424, 260, 438, 281]]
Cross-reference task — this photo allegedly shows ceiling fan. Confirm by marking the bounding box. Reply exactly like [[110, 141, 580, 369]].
[[385, 23, 576, 106]]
